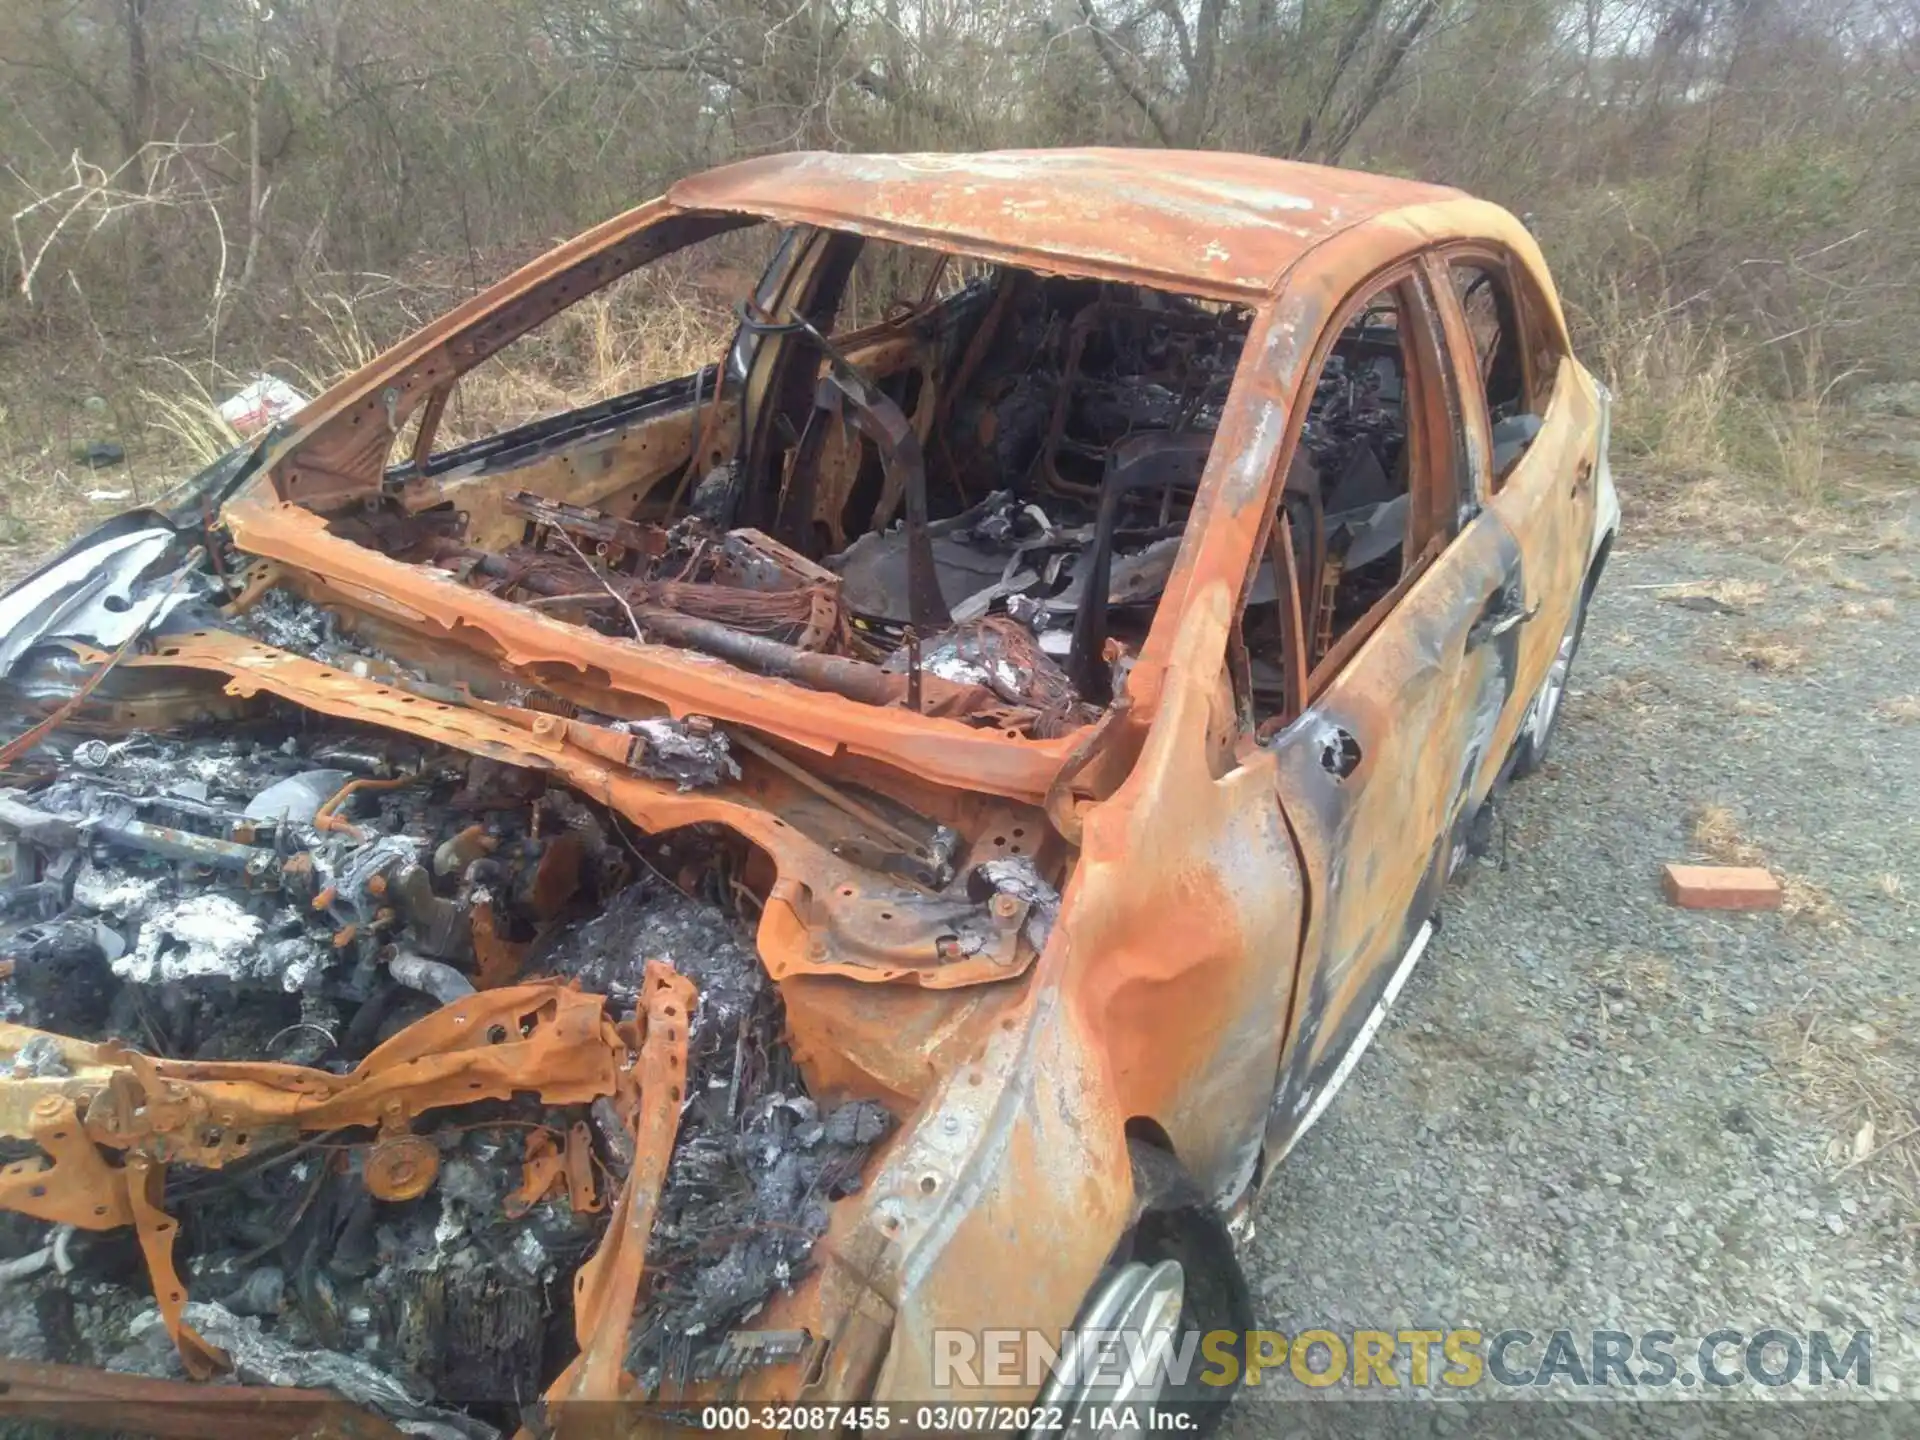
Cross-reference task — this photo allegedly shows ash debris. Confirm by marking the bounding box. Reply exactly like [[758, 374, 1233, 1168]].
[[536, 875, 893, 1384], [635, 1084, 887, 1384], [617, 715, 741, 792], [0, 712, 892, 1426], [237, 586, 353, 664], [4, 725, 546, 1045], [110, 1299, 496, 1439], [0, 718, 625, 1424], [237, 586, 460, 704]]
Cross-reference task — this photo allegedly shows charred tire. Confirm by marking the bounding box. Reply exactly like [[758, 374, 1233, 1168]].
[[1507, 574, 1593, 779], [1031, 1142, 1253, 1437]]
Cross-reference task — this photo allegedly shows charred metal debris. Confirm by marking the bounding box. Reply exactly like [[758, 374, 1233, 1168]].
[[0, 716, 885, 1431]]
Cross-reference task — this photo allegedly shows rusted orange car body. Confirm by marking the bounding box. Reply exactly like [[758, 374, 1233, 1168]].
[[0, 149, 1616, 1428]]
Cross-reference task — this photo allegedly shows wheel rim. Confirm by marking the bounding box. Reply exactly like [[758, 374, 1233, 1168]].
[[1530, 619, 1579, 747], [1031, 1258, 1185, 1438]]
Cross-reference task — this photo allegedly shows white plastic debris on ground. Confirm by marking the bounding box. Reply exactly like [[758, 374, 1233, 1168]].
[[217, 375, 310, 437]]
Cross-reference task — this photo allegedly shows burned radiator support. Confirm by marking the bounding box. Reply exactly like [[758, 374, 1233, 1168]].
[[539, 960, 696, 1411]]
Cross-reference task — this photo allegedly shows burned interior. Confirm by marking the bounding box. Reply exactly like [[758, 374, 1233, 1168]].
[[265, 221, 1415, 735], [0, 207, 1425, 1430]]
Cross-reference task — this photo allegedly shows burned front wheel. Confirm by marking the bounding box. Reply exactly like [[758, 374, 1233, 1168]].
[[1507, 586, 1589, 779], [1030, 1256, 1187, 1434], [1029, 1143, 1253, 1437]]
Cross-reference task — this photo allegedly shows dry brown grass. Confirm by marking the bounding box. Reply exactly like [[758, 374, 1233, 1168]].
[[1837, 598, 1898, 621], [256, 268, 736, 455], [1587, 671, 1664, 724], [1661, 577, 1770, 610], [0, 388, 192, 586], [1588, 293, 1880, 525], [1785, 550, 1836, 579], [1622, 468, 1769, 541], [1732, 634, 1810, 674], [136, 364, 243, 471], [1874, 695, 1920, 723], [1765, 1001, 1920, 1205], [1691, 804, 1767, 866], [435, 275, 733, 446], [1590, 297, 1737, 476], [1780, 875, 1845, 928], [1742, 399, 1828, 505]]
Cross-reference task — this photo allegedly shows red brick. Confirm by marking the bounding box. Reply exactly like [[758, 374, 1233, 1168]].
[[1662, 864, 1783, 911]]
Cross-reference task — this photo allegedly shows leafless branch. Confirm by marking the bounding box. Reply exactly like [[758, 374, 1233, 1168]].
[[1074, 1, 1178, 145], [7, 140, 224, 301]]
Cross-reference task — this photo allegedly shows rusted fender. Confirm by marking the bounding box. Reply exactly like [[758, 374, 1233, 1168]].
[[861, 980, 1133, 1403], [834, 588, 1305, 1402]]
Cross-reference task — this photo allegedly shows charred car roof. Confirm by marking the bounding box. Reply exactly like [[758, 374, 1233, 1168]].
[[668, 148, 1466, 298]]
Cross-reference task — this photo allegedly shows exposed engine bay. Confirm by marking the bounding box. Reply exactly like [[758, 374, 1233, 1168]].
[[0, 714, 889, 1432]]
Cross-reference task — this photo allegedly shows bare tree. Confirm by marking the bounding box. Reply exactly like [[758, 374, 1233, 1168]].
[[0, 0, 1912, 416], [1073, 0, 1452, 159]]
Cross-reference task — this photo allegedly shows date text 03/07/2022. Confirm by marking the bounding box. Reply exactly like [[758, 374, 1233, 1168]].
[[698, 1405, 1195, 1432]]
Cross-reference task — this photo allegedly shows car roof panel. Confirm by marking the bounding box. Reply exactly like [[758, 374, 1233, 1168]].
[[668, 148, 1466, 300]]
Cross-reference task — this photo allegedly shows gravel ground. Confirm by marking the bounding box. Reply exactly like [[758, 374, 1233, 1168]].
[[1224, 509, 1920, 1433]]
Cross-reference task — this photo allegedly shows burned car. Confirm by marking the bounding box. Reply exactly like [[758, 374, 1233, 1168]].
[[0, 149, 1617, 1433]]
